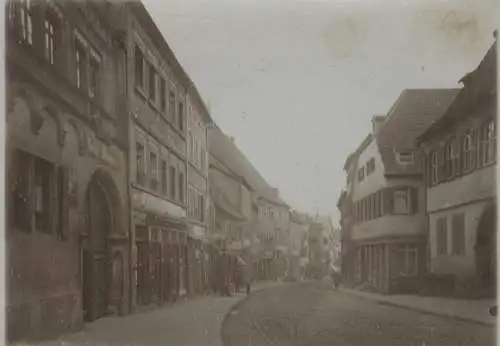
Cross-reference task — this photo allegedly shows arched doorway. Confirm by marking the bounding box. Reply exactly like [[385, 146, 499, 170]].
[[476, 202, 497, 297], [82, 169, 117, 322]]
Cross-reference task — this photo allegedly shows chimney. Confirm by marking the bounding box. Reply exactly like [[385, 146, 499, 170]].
[[371, 115, 386, 135]]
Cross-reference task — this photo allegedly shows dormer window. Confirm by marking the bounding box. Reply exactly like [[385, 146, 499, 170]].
[[397, 151, 414, 164]]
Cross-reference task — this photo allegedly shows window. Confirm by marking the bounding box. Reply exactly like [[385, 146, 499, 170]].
[[136, 143, 145, 186], [161, 160, 167, 195], [169, 166, 176, 200], [44, 18, 56, 64], [462, 131, 475, 172], [481, 121, 496, 166], [19, 0, 33, 45], [357, 167, 365, 182], [9, 150, 32, 232], [160, 78, 166, 112], [397, 151, 413, 164], [178, 172, 185, 203], [199, 194, 205, 222], [148, 64, 156, 101], [397, 244, 418, 276], [393, 189, 409, 214], [34, 157, 52, 233], [366, 158, 375, 175], [149, 152, 158, 191], [88, 57, 100, 99], [75, 35, 101, 100], [8, 150, 68, 237], [430, 150, 439, 185], [178, 101, 184, 132], [169, 90, 176, 121], [436, 216, 448, 255], [444, 141, 453, 179], [135, 45, 144, 88], [451, 213, 465, 255], [75, 41, 87, 90]]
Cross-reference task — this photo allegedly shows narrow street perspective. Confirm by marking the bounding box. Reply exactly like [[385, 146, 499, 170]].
[[222, 282, 496, 346], [5, 0, 498, 345]]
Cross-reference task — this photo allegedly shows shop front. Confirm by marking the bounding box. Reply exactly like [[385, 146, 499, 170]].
[[134, 211, 188, 307]]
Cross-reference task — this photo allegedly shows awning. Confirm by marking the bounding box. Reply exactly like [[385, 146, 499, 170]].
[[212, 190, 247, 222], [145, 212, 188, 230]]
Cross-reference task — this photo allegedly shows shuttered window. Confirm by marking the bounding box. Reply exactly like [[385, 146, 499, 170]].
[[452, 213, 465, 255], [436, 216, 448, 255]]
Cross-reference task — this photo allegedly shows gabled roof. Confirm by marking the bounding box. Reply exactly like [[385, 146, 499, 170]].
[[376, 88, 459, 175], [418, 41, 497, 143]]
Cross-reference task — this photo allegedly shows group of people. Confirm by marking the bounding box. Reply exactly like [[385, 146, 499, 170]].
[[211, 261, 252, 297]]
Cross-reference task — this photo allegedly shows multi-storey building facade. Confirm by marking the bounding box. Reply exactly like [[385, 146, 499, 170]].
[[117, 2, 191, 308], [346, 89, 458, 294], [417, 39, 497, 298], [255, 192, 290, 281], [208, 126, 255, 289], [6, 1, 129, 341], [337, 144, 365, 284], [186, 83, 211, 295]]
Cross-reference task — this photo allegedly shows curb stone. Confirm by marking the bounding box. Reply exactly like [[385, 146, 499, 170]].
[[339, 288, 495, 327]]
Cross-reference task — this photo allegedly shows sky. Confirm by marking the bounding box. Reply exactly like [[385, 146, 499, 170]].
[[144, 0, 498, 220]]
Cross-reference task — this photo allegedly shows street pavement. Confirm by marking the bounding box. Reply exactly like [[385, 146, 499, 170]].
[[11, 281, 283, 346], [222, 281, 496, 346]]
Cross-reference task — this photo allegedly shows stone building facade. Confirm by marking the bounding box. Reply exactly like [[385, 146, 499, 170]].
[[114, 2, 191, 308], [6, 1, 129, 341], [417, 39, 497, 298], [186, 87, 211, 295]]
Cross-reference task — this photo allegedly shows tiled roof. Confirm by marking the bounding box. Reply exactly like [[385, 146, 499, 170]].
[[209, 126, 286, 205], [418, 42, 497, 143], [376, 88, 460, 175]]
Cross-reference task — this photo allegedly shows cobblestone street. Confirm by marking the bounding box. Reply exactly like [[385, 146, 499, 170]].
[[222, 282, 496, 346]]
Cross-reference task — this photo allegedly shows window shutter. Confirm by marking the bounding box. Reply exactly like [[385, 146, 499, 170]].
[[383, 188, 394, 214], [410, 187, 419, 214], [58, 166, 70, 240]]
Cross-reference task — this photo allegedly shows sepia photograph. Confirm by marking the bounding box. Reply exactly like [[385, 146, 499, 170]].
[[4, 0, 499, 345]]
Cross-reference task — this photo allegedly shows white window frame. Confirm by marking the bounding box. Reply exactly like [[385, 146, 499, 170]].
[[463, 131, 474, 172], [397, 151, 414, 164], [44, 18, 56, 64], [430, 150, 439, 185], [393, 188, 410, 214], [481, 121, 496, 166], [19, 0, 33, 45]]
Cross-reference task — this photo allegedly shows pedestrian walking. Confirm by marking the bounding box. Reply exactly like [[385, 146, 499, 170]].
[[331, 268, 342, 290]]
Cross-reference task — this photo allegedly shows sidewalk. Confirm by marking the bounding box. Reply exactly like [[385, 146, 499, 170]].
[[340, 287, 496, 326], [12, 281, 284, 346]]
